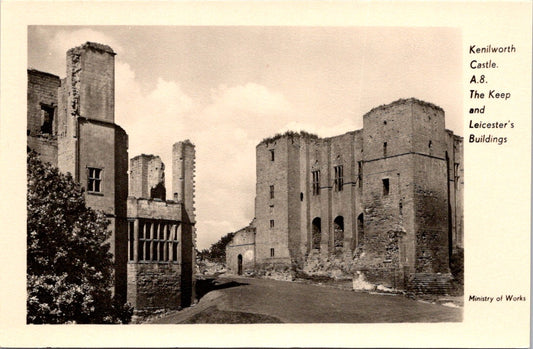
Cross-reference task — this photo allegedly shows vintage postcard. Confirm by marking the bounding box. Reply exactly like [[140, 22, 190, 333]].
[[0, 1, 531, 348]]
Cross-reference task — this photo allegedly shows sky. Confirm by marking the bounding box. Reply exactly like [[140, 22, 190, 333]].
[[28, 26, 462, 249]]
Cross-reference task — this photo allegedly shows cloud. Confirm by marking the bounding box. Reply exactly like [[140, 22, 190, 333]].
[[50, 28, 124, 58], [114, 66, 293, 248]]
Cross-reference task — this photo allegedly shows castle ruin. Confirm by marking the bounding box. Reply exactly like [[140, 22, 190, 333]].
[[228, 98, 463, 293], [27, 42, 196, 314]]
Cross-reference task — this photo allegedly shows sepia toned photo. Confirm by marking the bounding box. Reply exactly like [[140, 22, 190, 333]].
[[26, 26, 463, 324], [1, 1, 531, 347]]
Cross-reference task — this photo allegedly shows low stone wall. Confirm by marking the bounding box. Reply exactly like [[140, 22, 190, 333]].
[[127, 263, 182, 314]]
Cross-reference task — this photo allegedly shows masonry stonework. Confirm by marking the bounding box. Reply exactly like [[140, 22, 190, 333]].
[[226, 222, 256, 275], [249, 98, 463, 292], [28, 42, 197, 314]]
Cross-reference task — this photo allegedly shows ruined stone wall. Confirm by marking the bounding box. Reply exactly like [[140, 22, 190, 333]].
[[126, 200, 184, 310], [252, 99, 462, 291], [453, 135, 464, 248], [445, 131, 464, 249], [27, 70, 60, 166], [410, 103, 449, 274], [226, 227, 256, 274], [287, 137, 302, 263], [255, 138, 291, 266], [298, 137, 311, 259], [127, 263, 182, 312], [327, 132, 357, 257], [27, 136, 57, 166], [172, 141, 196, 222], [129, 155, 166, 200], [127, 197, 182, 221], [70, 42, 115, 123], [171, 141, 197, 306], [27, 69, 60, 137], [360, 100, 411, 283], [351, 130, 364, 249]]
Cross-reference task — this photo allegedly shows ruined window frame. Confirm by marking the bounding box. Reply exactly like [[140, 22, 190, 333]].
[[334, 165, 344, 191], [312, 170, 320, 196], [39, 103, 55, 135], [87, 167, 103, 193], [138, 220, 178, 263], [382, 178, 390, 196], [358, 161, 363, 188]]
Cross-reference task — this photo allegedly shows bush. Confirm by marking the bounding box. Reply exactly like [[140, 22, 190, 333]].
[[27, 152, 132, 324]]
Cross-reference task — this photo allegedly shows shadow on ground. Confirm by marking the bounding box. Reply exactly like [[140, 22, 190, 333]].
[[195, 277, 248, 300], [181, 305, 283, 324]]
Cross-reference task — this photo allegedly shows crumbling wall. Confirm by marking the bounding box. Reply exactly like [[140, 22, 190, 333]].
[[130, 155, 166, 200], [27, 69, 60, 137]]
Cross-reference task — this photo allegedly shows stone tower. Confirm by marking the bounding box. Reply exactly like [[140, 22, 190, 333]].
[[255, 135, 301, 267], [56, 42, 129, 301], [360, 99, 451, 285], [172, 140, 196, 304]]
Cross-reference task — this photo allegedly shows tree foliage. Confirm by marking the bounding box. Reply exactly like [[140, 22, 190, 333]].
[[27, 152, 132, 324], [199, 232, 235, 263]]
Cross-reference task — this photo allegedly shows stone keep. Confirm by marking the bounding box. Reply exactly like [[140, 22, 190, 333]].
[[253, 98, 463, 291]]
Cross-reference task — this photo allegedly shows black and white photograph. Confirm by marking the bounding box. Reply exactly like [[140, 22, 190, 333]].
[[1, 1, 531, 347], [26, 25, 464, 324]]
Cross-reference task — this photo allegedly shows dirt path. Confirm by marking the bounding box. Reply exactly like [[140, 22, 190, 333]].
[[149, 276, 462, 324]]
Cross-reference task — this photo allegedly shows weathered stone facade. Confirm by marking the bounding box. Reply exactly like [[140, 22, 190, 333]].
[[248, 98, 463, 292], [28, 42, 130, 301], [127, 142, 196, 314], [27, 42, 196, 312], [226, 221, 256, 275]]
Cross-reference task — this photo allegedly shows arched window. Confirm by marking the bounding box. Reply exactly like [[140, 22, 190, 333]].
[[334, 216, 344, 248], [312, 217, 321, 250], [357, 214, 364, 247]]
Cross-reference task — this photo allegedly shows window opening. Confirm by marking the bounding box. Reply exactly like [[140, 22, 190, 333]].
[[312, 170, 320, 196], [312, 217, 321, 250], [382, 178, 390, 196], [334, 216, 344, 248], [270, 248, 275, 257], [270, 185, 275, 199], [358, 161, 363, 188], [334, 165, 344, 191], [269, 149, 275, 161], [128, 221, 134, 261], [383, 142, 387, 157], [40, 104, 54, 134], [87, 167, 102, 193], [270, 220, 275, 228]]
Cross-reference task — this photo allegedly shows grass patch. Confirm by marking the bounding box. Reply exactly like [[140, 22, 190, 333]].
[[181, 306, 283, 324]]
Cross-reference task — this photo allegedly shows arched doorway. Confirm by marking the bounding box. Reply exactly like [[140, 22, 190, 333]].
[[312, 217, 321, 250], [334, 216, 344, 248], [357, 213, 364, 246], [237, 254, 243, 275]]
